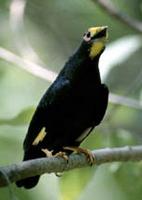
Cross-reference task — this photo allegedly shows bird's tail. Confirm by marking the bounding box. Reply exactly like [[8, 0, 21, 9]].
[[16, 149, 44, 189], [16, 175, 40, 189]]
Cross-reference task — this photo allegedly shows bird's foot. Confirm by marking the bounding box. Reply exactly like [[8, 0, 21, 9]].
[[54, 151, 69, 161], [41, 149, 66, 177], [54, 152, 68, 177], [41, 148, 53, 157], [64, 146, 95, 165], [42, 148, 68, 161]]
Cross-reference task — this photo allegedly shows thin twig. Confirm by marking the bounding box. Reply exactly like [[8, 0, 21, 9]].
[[0, 146, 142, 187], [0, 47, 57, 82], [109, 93, 142, 110], [94, 0, 142, 33]]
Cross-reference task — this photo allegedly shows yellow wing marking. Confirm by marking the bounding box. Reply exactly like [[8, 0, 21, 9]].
[[32, 127, 47, 146]]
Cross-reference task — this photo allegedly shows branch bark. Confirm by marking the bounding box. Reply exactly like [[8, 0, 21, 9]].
[[0, 146, 142, 187], [94, 0, 142, 33]]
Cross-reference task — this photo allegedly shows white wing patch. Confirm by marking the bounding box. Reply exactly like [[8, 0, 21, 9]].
[[76, 128, 92, 143]]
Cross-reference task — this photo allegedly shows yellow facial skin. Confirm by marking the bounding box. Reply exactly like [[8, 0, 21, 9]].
[[87, 26, 108, 59], [90, 41, 105, 59]]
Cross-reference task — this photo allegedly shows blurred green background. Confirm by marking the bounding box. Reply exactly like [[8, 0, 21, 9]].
[[0, 0, 142, 199]]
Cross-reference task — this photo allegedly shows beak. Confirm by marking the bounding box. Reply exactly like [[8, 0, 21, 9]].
[[101, 26, 108, 30], [89, 26, 108, 40], [100, 26, 108, 38]]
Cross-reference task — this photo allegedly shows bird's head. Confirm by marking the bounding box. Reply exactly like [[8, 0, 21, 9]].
[[83, 26, 108, 59]]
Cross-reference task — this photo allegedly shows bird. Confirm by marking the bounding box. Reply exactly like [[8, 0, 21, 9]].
[[16, 26, 109, 189]]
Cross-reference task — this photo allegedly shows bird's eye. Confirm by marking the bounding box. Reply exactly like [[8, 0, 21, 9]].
[[86, 32, 91, 38], [83, 31, 91, 42]]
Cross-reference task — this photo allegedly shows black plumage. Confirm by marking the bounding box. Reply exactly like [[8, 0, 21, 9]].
[[16, 26, 109, 189]]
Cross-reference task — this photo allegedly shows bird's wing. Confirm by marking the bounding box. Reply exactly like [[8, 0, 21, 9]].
[[93, 84, 109, 126], [23, 77, 71, 150], [41, 77, 70, 105], [78, 84, 109, 142]]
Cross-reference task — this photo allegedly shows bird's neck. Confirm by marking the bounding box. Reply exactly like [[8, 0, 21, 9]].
[[65, 54, 101, 85], [85, 55, 101, 84]]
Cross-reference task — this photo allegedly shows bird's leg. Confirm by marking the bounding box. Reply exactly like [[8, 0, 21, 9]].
[[63, 146, 95, 165]]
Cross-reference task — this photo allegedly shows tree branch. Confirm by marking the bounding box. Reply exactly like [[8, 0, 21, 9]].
[[0, 146, 142, 187], [109, 93, 142, 110], [0, 47, 57, 82], [94, 0, 142, 33]]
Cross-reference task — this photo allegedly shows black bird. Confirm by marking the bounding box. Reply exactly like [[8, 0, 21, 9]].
[[16, 26, 109, 189]]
